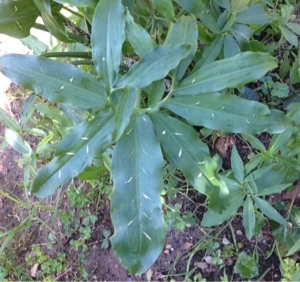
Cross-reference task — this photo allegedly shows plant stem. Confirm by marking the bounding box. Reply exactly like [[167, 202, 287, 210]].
[[70, 60, 94, 66], [41, 52, 92, 58], [62, 6, 84, 19], [135, 88, 141, 109], [33, 23, 48, 32], [33, 23, 89, 45]]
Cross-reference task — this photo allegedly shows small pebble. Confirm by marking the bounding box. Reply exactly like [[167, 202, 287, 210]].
[[236, 230, 243, 235]]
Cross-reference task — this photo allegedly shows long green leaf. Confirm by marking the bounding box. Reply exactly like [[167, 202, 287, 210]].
[[243, 196, 255, 240], [145, 79, 165, 108], [231, 145, 244, 183], [202, 189, 244, 227], [236, 4, 270, 25], [0, 108, 21, 132], [173, 0, 220, 33], [53, 0, 97, 8], [254, 197, 288, 226], [256, 184, 291, 196], [112, 87, 136, 142], [125, 10, 157, 58], [116, 44, 192, 89], [286, 238, 300, 256], [164, 15, 198, 80], [31, 108, 114, 197], [5, 128, 32, 155], [111, 114, 166, 275], [224, 33, 240, 58], [92, 0, 125, 90], [0, 0, 39, 39], [0, 54, 108, 109], [151, 0, 175, 22], [173, 52, 278, 95], [192, 36, 224, 72], [162, 93, 293, 134], [150, 112, 229, 211]]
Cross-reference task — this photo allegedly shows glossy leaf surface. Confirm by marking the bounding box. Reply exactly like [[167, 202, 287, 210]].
[[164, 15, 198, 80], [254, 197, 287, 226], [150, 112, 229, 211], [31, 108, 114, 197], [112, 87, 136, 142], [0, 0, 39, 39], [151, 0, 174, 22], [231, 145, 244, 183], [92, 0, 125, 90], [116, 44, 191, 89], [173, 52, 278, 95], [125, 10, 157, 57], [5, 128, 31, 155], [111, 115, 166, 275], [243, 196, 255, 240], [53, 0, 97, 8], [163, 93, 292, 134], [0, 54, 108, 109]]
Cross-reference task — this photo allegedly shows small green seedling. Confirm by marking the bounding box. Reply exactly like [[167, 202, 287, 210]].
[[101, 229, 112, 249]]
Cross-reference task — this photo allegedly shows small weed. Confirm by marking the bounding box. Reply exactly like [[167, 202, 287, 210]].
[[281, 258, 300, 282], [101, 229, 112, 249]]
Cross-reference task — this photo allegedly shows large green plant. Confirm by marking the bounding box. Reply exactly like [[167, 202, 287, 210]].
[[0, 0, 295, 275]]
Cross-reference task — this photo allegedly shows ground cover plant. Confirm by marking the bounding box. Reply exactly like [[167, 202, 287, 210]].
[[0, 0, 300, 280]]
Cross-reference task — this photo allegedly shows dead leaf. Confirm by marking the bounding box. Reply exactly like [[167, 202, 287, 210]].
[[215, 135, 236, 156], [31, 263, 39, 277], [283, 181, 300, 200], [181, 242, 193, 251], [165, 244, 172, 249], [146, 268, 152, 282], [164, 249, 169, 255]]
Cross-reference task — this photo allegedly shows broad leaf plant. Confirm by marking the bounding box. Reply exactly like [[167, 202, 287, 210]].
[[0, 0, 296, 275]]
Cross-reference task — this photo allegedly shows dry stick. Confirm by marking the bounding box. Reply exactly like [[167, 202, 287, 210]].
[[287, 179, 300, 218]]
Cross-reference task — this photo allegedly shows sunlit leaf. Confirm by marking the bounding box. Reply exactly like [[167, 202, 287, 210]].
[[0, 54, 108, 109], [92, 0, 126, 89], [116, 44, 192, 89], [174, 52, 277, 95]]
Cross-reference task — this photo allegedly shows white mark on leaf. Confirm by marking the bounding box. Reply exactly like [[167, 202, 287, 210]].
[[221, 106, 225, 110], [66, 152, 75, 155], [58, 170, 61, 179], [143, 232, 152, 241], [198, 161, 205, 165], [125, 176, 133, 183], [127, 218, 136, 227], [142, 193, 151, 200], [86, 146, 89, 154], [179, 148, 182, 157], [246, 119, 250, 124], [102, 57, 105, 61], [174, 132, 183, 136], [192, 79, 195, 83], [198, 172, 202, 178], [209, 176, 215, 181], [127, 128, 133, 135], [60, 85, 65, 90], [162, 130, 166, 135], [70, 78, 73, 82], [195, 101, 200, 105], [143, 212, 152, 220], [212, 113, 214, 120], [81, 137, 89, 140]]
